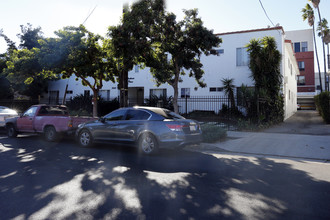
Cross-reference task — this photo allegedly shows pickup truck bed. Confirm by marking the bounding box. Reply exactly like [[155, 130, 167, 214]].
[[5, 104, 95, 141]]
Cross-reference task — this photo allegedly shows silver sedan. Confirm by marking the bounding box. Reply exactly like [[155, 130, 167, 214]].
[[0, 106, 18, 127], [76, 106, 202, 154]]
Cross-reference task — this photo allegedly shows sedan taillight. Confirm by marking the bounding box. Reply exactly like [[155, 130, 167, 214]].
[[166, 124, 188, 131]]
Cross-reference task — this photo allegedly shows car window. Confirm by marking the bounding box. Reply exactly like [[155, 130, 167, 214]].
[[147, 108, 185, 119], [164, 110, 185, 119], [23, 106, 38, 117], [126, 110, 151, 120], [104, 109, 126, 121], [38, 106, 68, 116]]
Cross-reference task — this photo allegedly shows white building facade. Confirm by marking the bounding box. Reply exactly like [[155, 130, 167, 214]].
[[47, 27, 299, 119]]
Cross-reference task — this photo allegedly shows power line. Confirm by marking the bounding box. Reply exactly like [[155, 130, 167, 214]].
[[258, 0, 275, 27], [82, 5, 97, 25]]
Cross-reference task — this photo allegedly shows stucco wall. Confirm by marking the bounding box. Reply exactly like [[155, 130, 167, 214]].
[[47, 27, 298, 119]]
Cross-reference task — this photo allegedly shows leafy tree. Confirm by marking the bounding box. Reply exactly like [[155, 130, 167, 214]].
[[1, 24, 51, 99], [17, 23, 43, 49], [108, 0, 165, 107], [247, 36, 283, 123], [4, 48, 49, 99], [147, 8, 222, 113], [0, 54, 14, 100], [302, 3, 323, 92], [0, 29, 15, 99], [221, 78, 235, 108], [40, 25, 117, 117]]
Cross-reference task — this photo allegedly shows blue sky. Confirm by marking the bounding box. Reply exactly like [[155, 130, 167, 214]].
[[1, 0, 329, 65]]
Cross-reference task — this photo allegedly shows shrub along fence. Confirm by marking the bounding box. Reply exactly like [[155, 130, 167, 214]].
[[314, 92, 330, 124]]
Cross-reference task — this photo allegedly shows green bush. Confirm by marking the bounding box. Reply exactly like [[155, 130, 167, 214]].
[[314, 92, 330, 124], [201, 123, 227, 143], [144, 95, 174, 111], [98, 98, 120, 116], [66, 94, 120, 117]]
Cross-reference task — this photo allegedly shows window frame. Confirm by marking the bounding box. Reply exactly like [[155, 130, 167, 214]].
[[181, 88, 191, 98], [236, 47, 249, 66]]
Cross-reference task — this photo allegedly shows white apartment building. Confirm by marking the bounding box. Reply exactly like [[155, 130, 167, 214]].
[[47, 26, 299, 119]]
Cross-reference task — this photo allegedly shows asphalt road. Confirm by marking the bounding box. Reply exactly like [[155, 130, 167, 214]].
[[0, 133, 330, 220]]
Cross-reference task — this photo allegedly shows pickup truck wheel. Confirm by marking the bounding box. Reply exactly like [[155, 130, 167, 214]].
[[78, 129, 93, 147], [6, 124, 17, 138], [44, 126, 58, 142]]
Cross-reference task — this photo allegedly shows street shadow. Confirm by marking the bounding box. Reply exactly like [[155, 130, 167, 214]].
[[0, 135, 329, 219]]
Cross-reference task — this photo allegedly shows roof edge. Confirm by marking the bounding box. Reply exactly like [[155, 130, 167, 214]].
[[216, 26, 284, 36]]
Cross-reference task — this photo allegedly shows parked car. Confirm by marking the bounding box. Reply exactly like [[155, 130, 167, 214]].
[[76, 106, 202, 154], [5, 104, 94, 141], [0, 106, 18, 127]]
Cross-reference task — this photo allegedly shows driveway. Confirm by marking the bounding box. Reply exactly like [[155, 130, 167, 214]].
[[262, 110, 330, 136], [200, 110, 330, 160]]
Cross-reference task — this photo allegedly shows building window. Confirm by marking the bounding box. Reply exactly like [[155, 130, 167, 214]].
[[66, 90, 73, 94], [294, 42, 300, 53], [297, 76, 305, 85], [209, 87, 223, 92], [215, 49, 224, 55], [99, 90, 110, 101], [294, 42, 308, 53], [236, 47, 249, 66], [150, 88, 166, 98], [181, 88, 190, 98], [301, 41, 308, 52], [298, 61, 305, 71], [49, 90, 59, 104]]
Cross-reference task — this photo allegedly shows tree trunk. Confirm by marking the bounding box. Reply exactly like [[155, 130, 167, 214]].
[[172, 61, 180, 113], [120, 69, 129, 107], [92, 91, 98, 118], [313, 24, 323, 92], [316, 7, 328, 91]]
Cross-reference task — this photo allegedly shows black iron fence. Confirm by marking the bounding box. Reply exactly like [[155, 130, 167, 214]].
[[1, 96, 249, 116], [177, 96, 243, 115]]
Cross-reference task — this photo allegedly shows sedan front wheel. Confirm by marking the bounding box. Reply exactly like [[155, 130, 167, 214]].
[[79, 129, 93, 147]]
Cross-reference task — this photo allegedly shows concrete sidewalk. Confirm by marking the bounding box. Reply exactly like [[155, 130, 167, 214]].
[[203, 131, 330, 160]]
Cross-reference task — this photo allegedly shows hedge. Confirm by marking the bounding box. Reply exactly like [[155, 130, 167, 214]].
[[314, 92, 330, 124]]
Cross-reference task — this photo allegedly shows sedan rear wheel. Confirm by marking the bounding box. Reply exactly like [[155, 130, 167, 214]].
[[139, 133, 158, 155], [79, 129, 93, 147]]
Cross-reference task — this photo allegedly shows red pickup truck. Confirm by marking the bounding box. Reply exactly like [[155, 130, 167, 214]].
[[5, 104, 94, 141]]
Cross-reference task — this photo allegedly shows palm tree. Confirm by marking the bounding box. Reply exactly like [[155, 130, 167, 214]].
[[309, 0, 328, 91], [317, 18, 330, 90], [302, 3, 322, 92], [221, 78, 236, 108]]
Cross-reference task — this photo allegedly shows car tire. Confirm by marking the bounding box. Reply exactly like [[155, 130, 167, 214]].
[[44, 126, 58, 142], [78, 129, 93, 147], [6, 124, 17, 138], [138, 133, 159, 155]]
